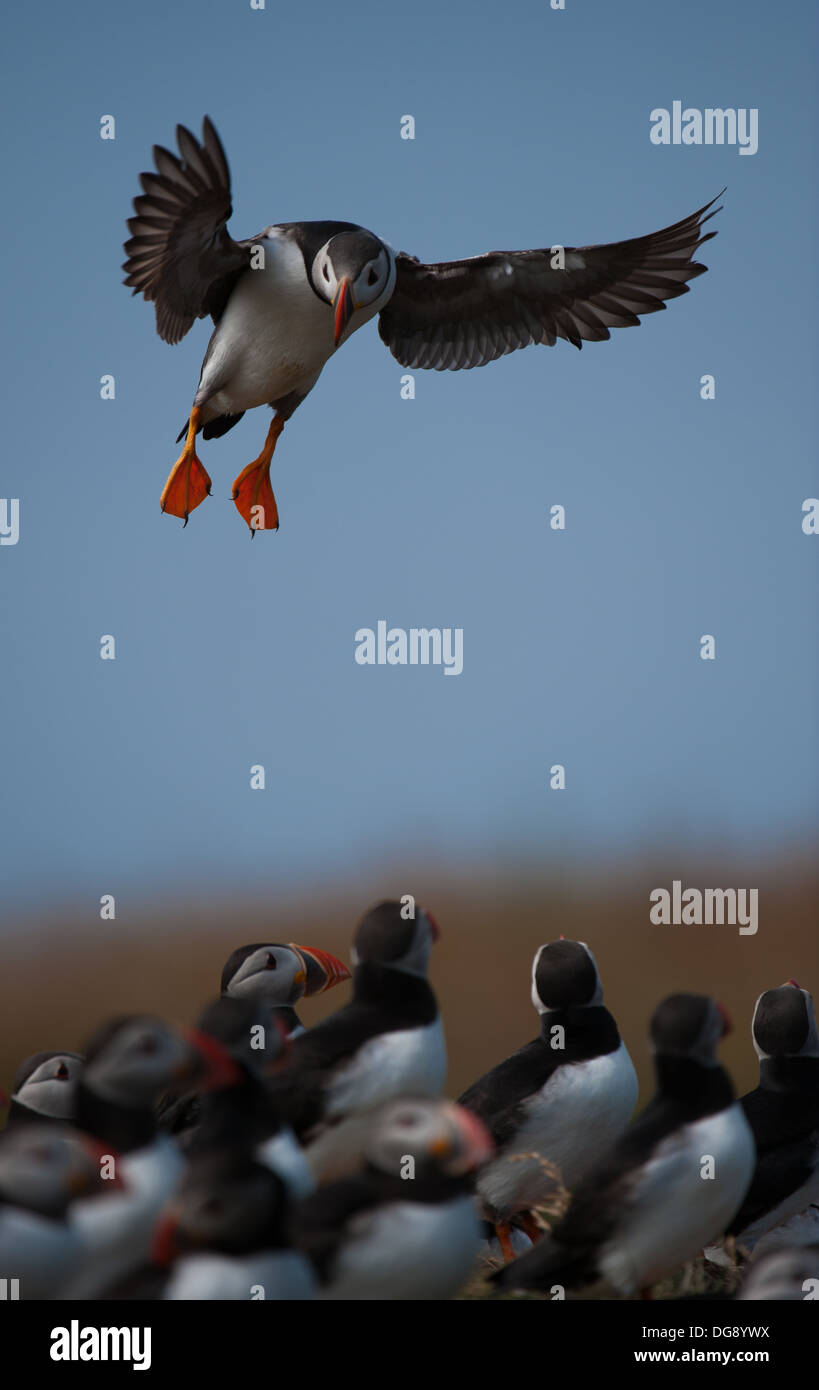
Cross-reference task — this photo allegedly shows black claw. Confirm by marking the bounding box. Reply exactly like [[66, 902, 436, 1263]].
[[183, 513, 189, 528]]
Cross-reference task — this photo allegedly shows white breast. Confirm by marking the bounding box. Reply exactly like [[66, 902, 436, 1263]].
[[323, 1017, 448, 1120], [60, 1136, 184, 1298], [195, 231, 336, 419], [598, 1102, 756, 1295], [322, 1196, 480, 1301], [477, 1042, 639, 1220], [256, 1127, 315, 1199], [164, 1250, 316, 1301]]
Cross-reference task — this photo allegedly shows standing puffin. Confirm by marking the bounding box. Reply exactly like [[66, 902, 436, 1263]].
[[60, 1015, 239, 1298], [296, 1099, 493, 1300], [492, 994, 756, 1297], [123, 117, 721, 532], [4, 1050, 84, 1128], [727, 981, 819, 1250], [269, 902, 446, 1156], [459, 939, 637, 1260], [220, 941, 351, 1037]]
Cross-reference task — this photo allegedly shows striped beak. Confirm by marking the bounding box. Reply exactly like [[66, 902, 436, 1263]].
[[290, 944, 351, 996], [333, 278, 354, 346]]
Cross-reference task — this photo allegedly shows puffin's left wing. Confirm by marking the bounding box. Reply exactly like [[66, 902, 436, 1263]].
[[378, 193, 723, 371], [123, 116, 255, 345]]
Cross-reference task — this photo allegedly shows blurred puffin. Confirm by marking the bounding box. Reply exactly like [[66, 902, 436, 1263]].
[[5, 1050, 84, 1128], [492, 994, 755, 1297], [269, 903, 446, 1161], [220, 940, 350, 1037], [151, 1151, 316, 1300], [296, 1099, 492, 1300], [727, 981, 819, 1250], [0, 1124, 108, 1298], [459, 938, 638, 1260], [60, 1015, 238, 1298]]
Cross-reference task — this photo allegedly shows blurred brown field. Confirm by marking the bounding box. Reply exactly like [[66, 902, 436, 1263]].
[[2, 847, 817, 1117]]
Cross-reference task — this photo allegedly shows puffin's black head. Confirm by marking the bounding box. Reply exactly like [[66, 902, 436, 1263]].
[[650, 993, 731, 1065], [752, 981, 818, 1060], [80, 1015, 239, 1110], [9, 1050, 84, 1123], [531, 939, 601, 1014], [221, 942, 350, 1006], [152, 1152, 290, 1263], [196, 995, 288, 1072], [352, 900, 440, 978], [310, 228, 395, 346]]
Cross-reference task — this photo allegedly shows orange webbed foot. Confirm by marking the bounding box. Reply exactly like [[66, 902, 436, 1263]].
[[160, 407, 211, 525], [231, 459, 280, 534]]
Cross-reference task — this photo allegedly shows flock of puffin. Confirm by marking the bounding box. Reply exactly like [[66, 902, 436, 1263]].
[[1, 901, 817, 1300]]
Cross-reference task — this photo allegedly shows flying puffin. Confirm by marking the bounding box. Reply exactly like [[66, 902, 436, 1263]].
[[492, 994, 756, 1297], [60, 1014, 239, 1298], [727, 981, 819, 1251], [220, 941, 351, 1037], [295, 1099, 493, 1300], [123, 117, 722, 532], [459, 938, 638, 1261], [4, 1050, 84, 1128], [268, 902, 446, 1160]]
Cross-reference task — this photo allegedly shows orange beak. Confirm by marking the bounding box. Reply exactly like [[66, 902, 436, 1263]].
[[291, 944, 352, 996], [333, 278, 354, 346]]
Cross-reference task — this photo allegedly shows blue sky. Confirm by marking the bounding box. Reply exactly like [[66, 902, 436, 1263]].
[[1, 0, 817, 923]]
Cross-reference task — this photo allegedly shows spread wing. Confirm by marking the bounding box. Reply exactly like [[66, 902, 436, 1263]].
[[122, 116, 256, 345], [378, 193, 723, 371]]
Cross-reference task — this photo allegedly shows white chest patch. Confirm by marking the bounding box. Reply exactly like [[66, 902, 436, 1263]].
[[324, 1017, 447, 1120], [598, 1103, 756, 1295], [478, 1042, 639, 1219], [323, 1196, 480, 1300]]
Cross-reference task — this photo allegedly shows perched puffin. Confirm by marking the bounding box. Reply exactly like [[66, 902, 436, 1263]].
[[4, 1050, 84, 1128], [459, 939, 638, 1260], [60, 1015, 239, 1298], [0, 1124, 108, 1298], [492, 994, 756, 1297], [269, 902, 446, 1159], [727, 981, 819, 1250], [123, 117, 721, 532], [220, 941, 350, 1037], [159, 996, 315, 1200], [150, 1151, 316, 1301], [296, 1099, 493, 1300]]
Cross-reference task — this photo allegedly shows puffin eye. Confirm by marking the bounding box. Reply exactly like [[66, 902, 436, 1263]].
[[367, 266, 378, 286], [322, 263, 330, 282], [264, 952, 277, 970], [56, 1062, 69, 1079], [138, 1035, 159, 1055]]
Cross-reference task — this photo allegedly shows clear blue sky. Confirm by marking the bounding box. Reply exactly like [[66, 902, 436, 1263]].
[[1, 0, 817, 923]]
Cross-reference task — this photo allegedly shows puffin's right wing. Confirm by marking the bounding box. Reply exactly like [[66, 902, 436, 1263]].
[[123, 117, 256, 345], [379, 194, 723, 371]]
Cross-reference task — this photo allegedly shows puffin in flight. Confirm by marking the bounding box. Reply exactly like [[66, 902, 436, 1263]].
[[123, 118, 722, 533]]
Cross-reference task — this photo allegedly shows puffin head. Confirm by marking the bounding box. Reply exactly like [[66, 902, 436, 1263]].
[[0, 1124, 108, 1218], [221, 942, 350, 1009], [310, 229, 395, 346], [9, 1050, 84, 1122], [152, 1153, 289, 1264], [531, 939, 602, 1015], [751, 980, 818, 1061], [80, 1015, 239, 1109], [365, 1099, 493, 1181], [649, 993, 731, 1066], [351, 900, 440, 978]]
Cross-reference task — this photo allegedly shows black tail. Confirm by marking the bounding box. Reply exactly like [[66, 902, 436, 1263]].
[[175, 412, 245, 444]]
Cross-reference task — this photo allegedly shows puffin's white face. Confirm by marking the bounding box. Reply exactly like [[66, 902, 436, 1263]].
[[311, 233, 396, 346], [226, 946, 306, 1006], [14, 1054, 81, 1119], [0, 1127, 100, 1217], [366, 1099, 493, 1179]]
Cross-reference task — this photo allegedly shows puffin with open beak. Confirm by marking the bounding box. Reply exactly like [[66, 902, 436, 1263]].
[[124, 117, 721, 533]]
